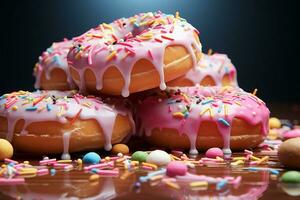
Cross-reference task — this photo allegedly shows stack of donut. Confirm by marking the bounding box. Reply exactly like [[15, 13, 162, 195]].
[[0, 11, 269, 158]]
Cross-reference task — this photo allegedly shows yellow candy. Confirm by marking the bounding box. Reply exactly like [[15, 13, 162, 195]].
[[77, 159, 83, 165], [269, 117, 281, 129], [23, 161, 30, 165], [190, 181, 208, 187], [0, 139, 13, 160], [267, 129, 278, 140]]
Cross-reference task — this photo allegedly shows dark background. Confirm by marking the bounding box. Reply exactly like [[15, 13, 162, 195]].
[[1, 0, 299, 103]]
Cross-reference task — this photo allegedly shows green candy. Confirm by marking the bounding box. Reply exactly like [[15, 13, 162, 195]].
[[281, 171, 300, 183], [131, 151, 148, 162]]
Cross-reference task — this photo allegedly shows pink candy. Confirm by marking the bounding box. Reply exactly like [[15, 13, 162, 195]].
[[166, 161, 188, 177], [205, 147, 224, 159], [39, 158, 57, 165], [283, 129, 300, 139], [95, 169, 119, 176], [84, 161, 114, 171]]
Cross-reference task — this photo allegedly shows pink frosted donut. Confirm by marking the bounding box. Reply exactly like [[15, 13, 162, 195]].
[[137, 86, 269, 155], [68, 11, 202, 97], [168, 53, 238, 87], [33, 39, 76, 90], [0, 90, 134, 158]]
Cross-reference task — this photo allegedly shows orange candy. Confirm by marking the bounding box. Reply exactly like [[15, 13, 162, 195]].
[[111, 144, 129, 155]]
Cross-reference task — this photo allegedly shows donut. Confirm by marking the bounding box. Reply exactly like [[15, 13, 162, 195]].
[[67, 11, 202, 97], [167, 53, 238, 87], [137, 86, 269, 155], [33, 39, 76, 90], [0, 90, 134, 158]]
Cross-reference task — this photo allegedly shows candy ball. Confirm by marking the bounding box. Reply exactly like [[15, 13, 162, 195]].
[[269, 117, 281, 129], [111, 144, 129, 155], [280, 171, 300, 183], [267, 129, 279, 140], [0, 139, 13, 160], [278, 138, 300, 169], [82, 152, 101, 164], [205, 147, 223, 158], [146, 150, 171, 166], [166, 161, 188, 177], [280, 183, 300, 197], [131, 151, 148, 162], [50, 169, 56, 176]]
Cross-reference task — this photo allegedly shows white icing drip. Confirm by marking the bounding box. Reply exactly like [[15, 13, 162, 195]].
[[6, 119, 17, 142], [62, 131, 71, 160], [61, 128, 80, 160]]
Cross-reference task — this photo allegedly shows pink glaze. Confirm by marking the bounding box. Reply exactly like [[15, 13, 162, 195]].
[[67, 11, 202, 97], [166, 161, 188, 177], [205, 147, 224, 158], [34, 39, 76, 89], [182, 53, 238, 86], [137, 86, 270, 155], [0, 90, 134, 158]]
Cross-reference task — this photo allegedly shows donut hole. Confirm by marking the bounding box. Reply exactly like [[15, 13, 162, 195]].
[[131, 26, 151, 39], [110, 23, 150, 44]]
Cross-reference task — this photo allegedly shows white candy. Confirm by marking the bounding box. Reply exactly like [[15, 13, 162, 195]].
[[117, 153, 123, 158], [146, 150, 171, 166]]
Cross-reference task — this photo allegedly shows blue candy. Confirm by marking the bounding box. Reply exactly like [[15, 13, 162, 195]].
[[82, 152, 101, 164], [50, 168, 56, 176], [216, 179, 228, 190]]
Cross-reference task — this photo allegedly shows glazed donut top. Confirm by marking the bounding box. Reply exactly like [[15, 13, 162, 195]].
[[184, 53, 238, 86], [68, 11, 202, 97], [0, 90, 134, 151], [137, 86, 270, 154], [33, 39, 75, 89]]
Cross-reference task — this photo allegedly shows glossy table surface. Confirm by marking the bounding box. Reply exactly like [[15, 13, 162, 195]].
[[0, 141, 299, 200], [0, 102, 300, 200]]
